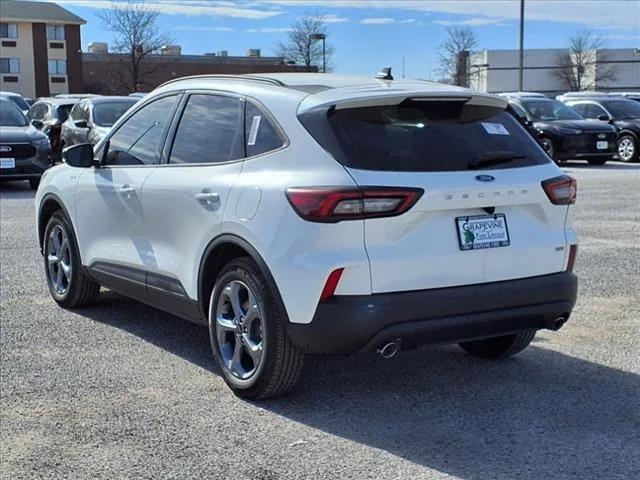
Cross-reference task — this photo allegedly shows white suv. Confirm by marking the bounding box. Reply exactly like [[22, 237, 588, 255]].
[[35, 74, 578, 399]]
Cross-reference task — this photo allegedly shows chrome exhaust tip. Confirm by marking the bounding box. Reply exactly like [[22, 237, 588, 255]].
[[551, 316, 567, 331], [377, 339, 401, 359]]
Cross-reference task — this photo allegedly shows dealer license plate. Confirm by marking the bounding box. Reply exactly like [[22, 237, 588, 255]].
[[596, 141, 608, 150], [456, 214, 510, 251], [0, 158, 15, 169]]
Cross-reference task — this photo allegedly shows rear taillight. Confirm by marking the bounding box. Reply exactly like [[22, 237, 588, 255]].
[[285, 187, 424, 223], [566, 244, 578, 272], [542, 175, 577, 205]]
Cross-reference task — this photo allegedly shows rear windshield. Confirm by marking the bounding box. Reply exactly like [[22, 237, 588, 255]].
[[93, 101, 136, 127], [310, 100, 551, 172], [6, 95, 30, 111]]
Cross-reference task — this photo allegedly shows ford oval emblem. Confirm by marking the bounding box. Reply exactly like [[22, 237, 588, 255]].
[[475, 174, 495, 182], [0, 145, 12, 153]]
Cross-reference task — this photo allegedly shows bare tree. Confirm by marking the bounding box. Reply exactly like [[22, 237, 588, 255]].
[[437, 26, 478, 86], [553, 32, 618, 91], [274, 14, 334, 72], [97, 1, 173, 92]]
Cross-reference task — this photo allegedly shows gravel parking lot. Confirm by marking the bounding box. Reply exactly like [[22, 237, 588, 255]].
[[1, 162, 639, 480]]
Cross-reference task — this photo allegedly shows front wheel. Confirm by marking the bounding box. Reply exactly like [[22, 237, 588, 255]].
[[539, 137, 557, 162], [617, 135, 638, 163], [43, 212, 100, 308], [458, 330, 536, 359], [209, 257, 304, 399]]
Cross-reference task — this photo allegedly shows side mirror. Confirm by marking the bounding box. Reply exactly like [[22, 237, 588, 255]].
[[62, 143, 94, 168], [31, 119, 44, 129], [597, 114, 611, 122], [75, 120, 88, 129]]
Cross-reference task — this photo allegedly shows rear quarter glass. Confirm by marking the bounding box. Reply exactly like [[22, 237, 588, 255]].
[[300, 100, 551, 172]]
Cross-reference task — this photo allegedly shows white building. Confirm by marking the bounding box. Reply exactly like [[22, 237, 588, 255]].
[[470, 48, 640, 96]]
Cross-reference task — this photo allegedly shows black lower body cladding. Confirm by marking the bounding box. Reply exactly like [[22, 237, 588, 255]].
[[287, 272, 578, 354]]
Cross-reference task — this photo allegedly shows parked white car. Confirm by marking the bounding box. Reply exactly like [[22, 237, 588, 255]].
[[35, 73, 578, 399]]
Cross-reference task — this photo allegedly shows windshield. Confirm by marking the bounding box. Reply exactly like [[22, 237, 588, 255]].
[[0, 101, 29, 127], [5, 95, 30, 111], [602, 100, 640, 119], [521, 99, 583, 121], [92, 101, 137, 127], [307, 100, 551, 172]]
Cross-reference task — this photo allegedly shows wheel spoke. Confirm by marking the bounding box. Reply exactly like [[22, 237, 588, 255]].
[[243, 336, 263, 366], [60, 260, 71, 279], [56, 264, 64, 289], [47, 254, 59, 266], [229, 339, 244, 375], [225, 282, 244, 320], [51, 228, 61, 253]]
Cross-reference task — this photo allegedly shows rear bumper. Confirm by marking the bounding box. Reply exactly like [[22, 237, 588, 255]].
[[287, 272, 578, 354]]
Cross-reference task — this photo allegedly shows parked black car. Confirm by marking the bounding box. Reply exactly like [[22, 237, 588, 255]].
[[503, 93, 617, 165], [558, 95, 640, 163], [26, 98, 77, 161], [0, 97, 52, 189], [61, 96, 138, 148]]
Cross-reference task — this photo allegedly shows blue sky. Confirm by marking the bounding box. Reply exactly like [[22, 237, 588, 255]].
[[52, 0, 639, 79]]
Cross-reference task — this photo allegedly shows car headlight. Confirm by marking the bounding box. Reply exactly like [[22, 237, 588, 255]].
[[32, 137, 51, 147], [556, 127, 583, 135]]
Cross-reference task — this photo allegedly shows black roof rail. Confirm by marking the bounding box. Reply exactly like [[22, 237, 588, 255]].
[[158, 74, 285, 89]]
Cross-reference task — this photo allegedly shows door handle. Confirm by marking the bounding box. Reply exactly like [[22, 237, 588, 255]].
[[119, 184, 136, 198], [195, 191, 220, 208]]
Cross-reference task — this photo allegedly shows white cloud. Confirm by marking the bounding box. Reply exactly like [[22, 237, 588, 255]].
[[323, 14, 350, 24], [399, 19, 417, 24], [361, 17, 396, 25], [433, 17, 504, 27], [264, 1, 640, 29], [53, 0, 285, 19], [246, 27, 292, 33], [173, 25, 236, 32]]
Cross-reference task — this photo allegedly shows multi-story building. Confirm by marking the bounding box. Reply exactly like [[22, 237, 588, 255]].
[[0, 0, 85, 98], [470, 48, 640, 96]]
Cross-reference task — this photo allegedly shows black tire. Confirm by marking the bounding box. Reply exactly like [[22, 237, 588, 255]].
[[587, 158, 608, 166], [43, 211, 100, 308], [617, 134, 639, 163], [458, 330, 536, 359], [29, 178, 40, 190], [209, 257, 304, 399]]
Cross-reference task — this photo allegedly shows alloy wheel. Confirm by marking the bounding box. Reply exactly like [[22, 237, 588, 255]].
[[618, 138, 635, 162], [215, 280, 264, 380], [540, 138, 554, 159], [46, 224, 72, 295]]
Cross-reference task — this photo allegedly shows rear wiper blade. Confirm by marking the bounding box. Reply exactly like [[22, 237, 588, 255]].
[[468, 151, 525, 170]]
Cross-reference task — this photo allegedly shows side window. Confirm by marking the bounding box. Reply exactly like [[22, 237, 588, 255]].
[[105, 95, 178, 166], [82, 103, 91, 121], [509, 102, 528, 120], [169, 94, 243, 164], [28, 104, 45, 121], [587, 103, 607, 119], [569, 103, 588, 117], [245, 101, 285, 157], [69, 103, 82, 121]]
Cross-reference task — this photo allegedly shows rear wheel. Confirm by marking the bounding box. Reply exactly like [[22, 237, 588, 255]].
[[209, 257, 304, 399], [43, 212, 100, 308], [458, 330, 536, 359], [617, 135, 638, 163]]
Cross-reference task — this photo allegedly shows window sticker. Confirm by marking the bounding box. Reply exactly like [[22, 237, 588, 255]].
[[247, 115, 262, 146], [481, 122, 510, 135]]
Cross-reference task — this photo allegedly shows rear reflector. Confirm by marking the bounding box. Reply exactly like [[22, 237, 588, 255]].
[[285, 187, 424, 223], [320, 268, 344, 301], [542, 175, 577, 205], [566, 244, 578, 272]]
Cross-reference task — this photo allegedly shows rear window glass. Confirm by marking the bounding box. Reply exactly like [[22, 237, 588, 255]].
[[56, 104, 73, 122], [319, 100, 551, 172]]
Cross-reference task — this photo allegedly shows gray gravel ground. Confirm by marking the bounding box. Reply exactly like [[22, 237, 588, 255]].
[[1, 162, 639, 480]]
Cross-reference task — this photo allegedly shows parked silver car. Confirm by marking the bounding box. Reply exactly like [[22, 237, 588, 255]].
[[61, 96, 138, 147]]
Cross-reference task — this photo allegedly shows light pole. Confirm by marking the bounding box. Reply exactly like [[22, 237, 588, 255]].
[[309, 33, 326, 73]]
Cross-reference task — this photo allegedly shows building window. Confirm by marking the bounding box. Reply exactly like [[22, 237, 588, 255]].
[[0, 58, 20, 74], [46, 25, 65, 41], [48, 60, 67, 75], [0, 23, 18, 39]]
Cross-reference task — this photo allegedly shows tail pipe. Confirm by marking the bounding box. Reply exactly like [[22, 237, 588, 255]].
[[377, 339, 401, 359], [549, 315, 568, 331]]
